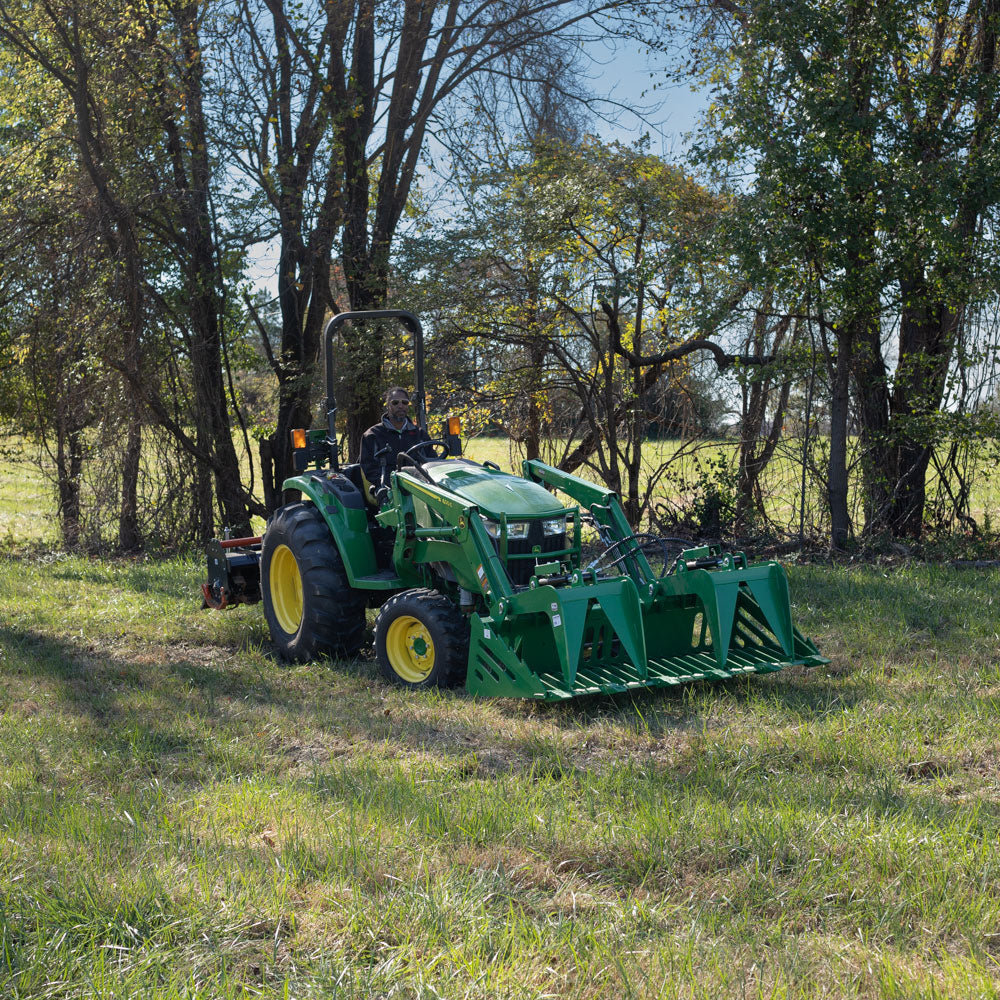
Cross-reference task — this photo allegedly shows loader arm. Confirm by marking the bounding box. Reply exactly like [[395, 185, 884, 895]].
[[522, 459, 657, 587], [377, 469, 514, 604]]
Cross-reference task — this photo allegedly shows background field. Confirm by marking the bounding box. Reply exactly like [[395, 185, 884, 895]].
[[6, 430, 1000, 554], [2, 453, 1000, 997]]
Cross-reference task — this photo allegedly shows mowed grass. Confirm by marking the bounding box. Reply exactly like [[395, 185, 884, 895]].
[[0, 438, 59, 550], [1, 551, 1000, 998]]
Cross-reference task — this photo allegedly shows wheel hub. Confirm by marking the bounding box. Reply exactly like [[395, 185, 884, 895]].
[[385, 616, 435, 683], [270, 544, 304, 635]]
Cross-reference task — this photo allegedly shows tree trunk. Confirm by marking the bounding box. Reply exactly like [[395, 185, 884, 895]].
[[341, 258, 390, 457], [194, 422, 214, 541], [259, 228, 333, 509], [827, 328, 853, 550], [171, 3, 253, 537], [265, 377, 317, 510], [55, 421, 83, 549], [734, 307, 793, 536], [119, 417, 142, 552], [188, 288, 251, 537], [883, 276, 957, 537], [525, 335, 545, 462], [850, 313, 892, 536]]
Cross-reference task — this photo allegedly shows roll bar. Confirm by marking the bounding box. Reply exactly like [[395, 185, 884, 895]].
[[322, 310, 425, 471]]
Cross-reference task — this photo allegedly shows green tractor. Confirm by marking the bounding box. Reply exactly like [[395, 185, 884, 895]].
[[203, 310, 825, 699]]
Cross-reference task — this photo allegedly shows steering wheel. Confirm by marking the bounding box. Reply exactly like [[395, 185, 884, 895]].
[[401, 439, 450, 464]]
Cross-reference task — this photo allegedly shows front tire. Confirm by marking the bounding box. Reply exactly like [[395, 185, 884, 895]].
[[374, 589, 469, 689], [261, 502, 366, 662]]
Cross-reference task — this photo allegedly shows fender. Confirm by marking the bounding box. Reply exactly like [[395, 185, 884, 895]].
[[282, 471, 400, 589]]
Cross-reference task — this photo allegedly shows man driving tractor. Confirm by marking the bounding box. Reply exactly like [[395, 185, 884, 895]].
[[359, 386, 432, 494]]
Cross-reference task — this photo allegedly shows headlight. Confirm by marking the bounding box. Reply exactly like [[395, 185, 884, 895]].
[[481, 518, 537, 539], [542, 518, 565, 536]]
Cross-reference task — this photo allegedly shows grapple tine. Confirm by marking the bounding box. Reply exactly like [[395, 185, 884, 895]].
[[744, 568, 795, 657], [596, 578, 647, 678], [709, 578, 739, 672], [559, 598, 588, 688]]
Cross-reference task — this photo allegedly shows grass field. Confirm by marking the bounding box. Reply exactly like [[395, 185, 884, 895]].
[[5, 428, 1000, 552], [3, 434, 1000, 996], [2, 547, 1000, 996]]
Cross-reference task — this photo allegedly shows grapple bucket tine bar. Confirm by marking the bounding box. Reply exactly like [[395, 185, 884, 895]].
[[744, 571, 795, 657]]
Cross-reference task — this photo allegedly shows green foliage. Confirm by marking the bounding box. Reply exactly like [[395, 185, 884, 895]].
[[401, 135, 731, 525], [686, 453, 740, 539], [689, 0, 1000, 540]]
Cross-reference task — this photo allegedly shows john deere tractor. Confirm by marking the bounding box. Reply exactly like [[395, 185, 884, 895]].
[[203, 310, 825, 699]]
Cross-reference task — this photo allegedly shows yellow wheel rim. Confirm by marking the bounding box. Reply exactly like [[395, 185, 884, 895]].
[[385, 616, 435, 683], [270, 544, 304, 635]]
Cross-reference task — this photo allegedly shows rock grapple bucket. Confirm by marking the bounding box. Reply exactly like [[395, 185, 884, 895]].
[[458, 461, 826, 701], [465, 551, 825, 700]]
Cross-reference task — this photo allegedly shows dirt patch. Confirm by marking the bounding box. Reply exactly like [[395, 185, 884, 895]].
[[903, 759, 949, 781], [6, 699, 40, 716]]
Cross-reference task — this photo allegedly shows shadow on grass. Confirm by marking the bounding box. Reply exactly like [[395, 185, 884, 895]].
[[0, 625, 302, 779], [0, 612, 937, 805], [6, 617, 1000, 947], [0, 615, 871, 771], [45, 558, 196, 600]]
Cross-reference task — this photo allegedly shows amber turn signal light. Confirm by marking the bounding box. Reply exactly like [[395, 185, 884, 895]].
[[291, 428, 307, 450], [447, 416, 461, 436]]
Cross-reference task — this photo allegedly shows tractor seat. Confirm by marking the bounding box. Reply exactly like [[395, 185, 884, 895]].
[[341, 461, 383, 509], [340, 462, 366, 496]]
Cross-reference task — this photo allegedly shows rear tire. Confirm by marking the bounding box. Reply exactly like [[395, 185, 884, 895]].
[[261, 502, 366, 662], [374, 589, 468, 689]]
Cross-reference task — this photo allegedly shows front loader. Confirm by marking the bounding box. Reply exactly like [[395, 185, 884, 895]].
[[204, 310, 826, 700]]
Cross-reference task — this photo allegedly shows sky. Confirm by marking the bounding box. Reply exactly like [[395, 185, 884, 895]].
[[588, 37, 708, 154]]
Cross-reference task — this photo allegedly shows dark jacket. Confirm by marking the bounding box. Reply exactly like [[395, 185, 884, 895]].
[[359, 414, 431, 489]]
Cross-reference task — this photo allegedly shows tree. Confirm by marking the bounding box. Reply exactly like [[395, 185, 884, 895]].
[[0, 0, 260, 542], [410, 137, 766, 525], [688, 0, 1000, 542], [221, 0, 633, 508], [1, 196, 104, 548]]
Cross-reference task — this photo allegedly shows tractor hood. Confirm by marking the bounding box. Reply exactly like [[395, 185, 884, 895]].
[[421, 460, 565, 519]]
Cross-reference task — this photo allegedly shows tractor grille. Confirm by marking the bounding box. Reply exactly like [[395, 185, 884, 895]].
[[494, 523, 567, 586]]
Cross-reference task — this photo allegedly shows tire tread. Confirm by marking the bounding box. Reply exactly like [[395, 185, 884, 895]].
[[374, 588, 468, 688], [262, 502, 366, 662]]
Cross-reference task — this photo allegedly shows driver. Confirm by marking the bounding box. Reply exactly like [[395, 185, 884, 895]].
[[359, 386, 432, 493]]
